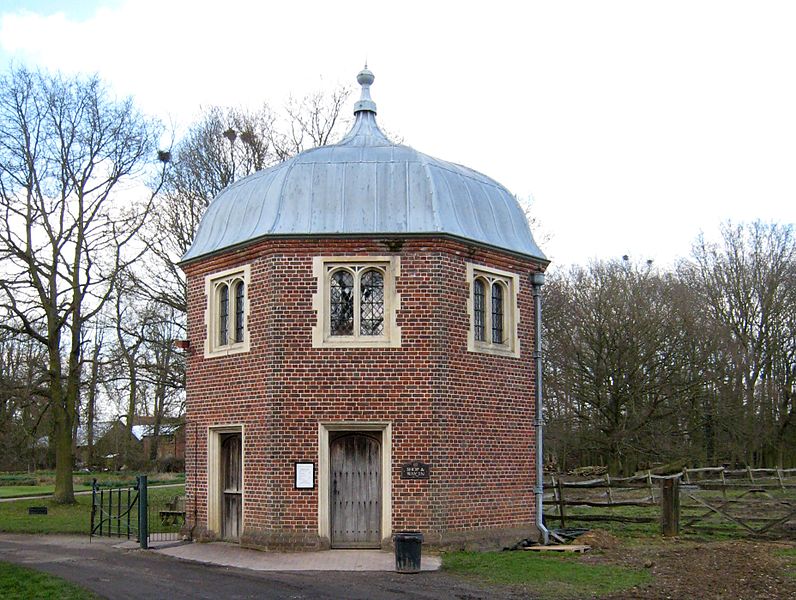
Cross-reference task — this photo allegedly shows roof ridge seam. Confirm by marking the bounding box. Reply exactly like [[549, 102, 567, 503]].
[[268, 154, 301, 234]]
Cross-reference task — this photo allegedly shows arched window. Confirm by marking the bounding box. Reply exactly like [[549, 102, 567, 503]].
[[473, 278, 486, 342], [491, 283, 504, 344], [234, 280, 245, 343], [218, 283, 229, 346], [205, 265, 250, 357], [360, 269, 384, 336], [313, 257, 401, 348], [330, 269, 354, 336], [467, 263, 519, 357]]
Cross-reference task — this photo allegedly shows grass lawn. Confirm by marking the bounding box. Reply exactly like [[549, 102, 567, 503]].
[[0, 561, 98, 599], [443, 550, 650, 599], [0, 485, 185, 534], [777, 547, 796, 579]]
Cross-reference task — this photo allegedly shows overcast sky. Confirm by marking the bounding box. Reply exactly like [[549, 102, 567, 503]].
[[1, 0, 793, 268]]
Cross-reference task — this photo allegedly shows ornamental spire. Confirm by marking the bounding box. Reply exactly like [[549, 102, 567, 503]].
[[353, 64, 377, 115]]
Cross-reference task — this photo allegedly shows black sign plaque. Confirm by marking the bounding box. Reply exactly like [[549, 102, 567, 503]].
[[401, 461, 430, 480]]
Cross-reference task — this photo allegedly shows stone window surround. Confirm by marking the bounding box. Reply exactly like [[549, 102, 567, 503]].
[[317, 421, 392, 545], [204, 264, 251, 358], [466, 262, 521, 358], [206, 424, 245, 538], [311, 256, 401, 348]]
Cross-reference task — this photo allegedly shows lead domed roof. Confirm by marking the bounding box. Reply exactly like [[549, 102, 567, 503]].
[[182, 67, 546, 263]]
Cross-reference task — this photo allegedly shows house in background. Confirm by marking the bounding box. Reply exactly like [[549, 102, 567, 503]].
[[132, 417, 186, 465], [179, 67, 548, 550], [80, 419, 143, 470], [77, 416, 185, 470]]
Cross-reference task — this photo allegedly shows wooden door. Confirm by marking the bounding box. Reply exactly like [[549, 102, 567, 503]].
[[221, 433, 242, 541], [330, 433, 381, 548]]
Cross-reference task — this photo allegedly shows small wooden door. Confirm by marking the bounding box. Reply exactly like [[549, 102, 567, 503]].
[[221, 433, 242, 541], [330, 433, 381, 548]]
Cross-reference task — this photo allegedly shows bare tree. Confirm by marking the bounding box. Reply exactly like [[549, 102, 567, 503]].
[[0, 328, 49, 470], [276, 86, 351, 159], [544, 260, 701, 474], [0, 66, 166, 502], [681, 221, 796, 466], [82, 323, 104, 468], [140, 86, 351, 316]]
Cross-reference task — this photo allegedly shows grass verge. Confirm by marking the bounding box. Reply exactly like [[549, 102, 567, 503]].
[[0, 561, 98, 599], [0, 485, 185, 534], [443, 550, 650, 599], [776, 547, 796, 579]]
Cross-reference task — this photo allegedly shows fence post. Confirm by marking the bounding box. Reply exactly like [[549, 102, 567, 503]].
[[138, 475, 148, 549], [720, 467, 727, 499], [90, 478, 97, 539], [660, 477, 680, 537], [557, 476, 567, 527]]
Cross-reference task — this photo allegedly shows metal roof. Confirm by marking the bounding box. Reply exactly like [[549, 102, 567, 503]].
[[182, 68, 546, 263]]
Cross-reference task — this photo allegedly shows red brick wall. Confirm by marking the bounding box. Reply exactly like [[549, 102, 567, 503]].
[[181, 236, 545, 547]]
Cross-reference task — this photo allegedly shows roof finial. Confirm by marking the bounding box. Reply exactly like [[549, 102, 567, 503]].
[[354, 65, 377, 115]]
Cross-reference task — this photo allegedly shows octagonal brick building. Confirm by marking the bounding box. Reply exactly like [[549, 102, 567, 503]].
[[180, 68, 549, 550]]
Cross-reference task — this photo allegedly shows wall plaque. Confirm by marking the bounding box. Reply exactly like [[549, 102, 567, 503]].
[[295, 462, 315, 489], [401, 461, 430, 480]]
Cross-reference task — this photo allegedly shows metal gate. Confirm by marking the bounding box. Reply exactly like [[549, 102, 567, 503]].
[[90, 475, 184, 547], [90, 477, 140, 541]]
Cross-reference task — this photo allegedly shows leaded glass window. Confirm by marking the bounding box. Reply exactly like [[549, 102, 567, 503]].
[[313, 257, 400, 348], [491, 283, 504, 344], [234, 281, 245, 343], [360, 269, 385, 336], [473, 278, 486, 342], [468, 263, 518, 356], [205, 266, 250, 357], [330, 270, 354, 336], [218, 283, 229, 346]]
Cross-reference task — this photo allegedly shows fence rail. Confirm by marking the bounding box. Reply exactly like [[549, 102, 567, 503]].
[[543, 466, 796, 538]]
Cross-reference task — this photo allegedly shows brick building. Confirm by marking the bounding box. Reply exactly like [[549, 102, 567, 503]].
[[180, 68, 549, 550]]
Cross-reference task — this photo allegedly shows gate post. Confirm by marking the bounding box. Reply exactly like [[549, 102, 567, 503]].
[[138, 475, 148, 549], [660, 477, 680, 536]]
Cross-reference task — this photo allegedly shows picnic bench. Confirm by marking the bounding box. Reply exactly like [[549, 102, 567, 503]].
[[159, 495, 186, 526]]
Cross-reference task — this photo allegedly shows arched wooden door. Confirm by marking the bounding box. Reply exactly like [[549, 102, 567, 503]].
[[330, 433, 381, 548], [220, 433, 242, 541]]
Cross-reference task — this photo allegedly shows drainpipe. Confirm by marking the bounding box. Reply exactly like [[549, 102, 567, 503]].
[[531, 272, 550, 545]]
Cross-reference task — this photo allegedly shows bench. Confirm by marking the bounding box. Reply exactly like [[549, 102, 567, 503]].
[[159, 495, 186, 526]]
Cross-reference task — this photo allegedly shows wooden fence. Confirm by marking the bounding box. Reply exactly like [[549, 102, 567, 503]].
[[543, 467, 796, 538]]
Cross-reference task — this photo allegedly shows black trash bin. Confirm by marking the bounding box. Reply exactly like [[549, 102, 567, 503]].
[[393, 531, 423, 573]]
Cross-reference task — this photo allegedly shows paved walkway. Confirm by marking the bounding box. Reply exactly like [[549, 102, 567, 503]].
[[134, 540, 441, 572], [0, 534, 498, 599]]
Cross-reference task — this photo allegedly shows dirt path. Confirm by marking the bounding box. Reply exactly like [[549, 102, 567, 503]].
[[598, 537, 796, 600]]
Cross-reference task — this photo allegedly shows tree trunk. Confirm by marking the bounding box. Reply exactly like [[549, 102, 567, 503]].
[[86, 345, 100, 468], [52, 402, 75, 503]]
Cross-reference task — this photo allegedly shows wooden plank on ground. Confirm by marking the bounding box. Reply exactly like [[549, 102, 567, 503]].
[[525, 544, 591, 553]]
